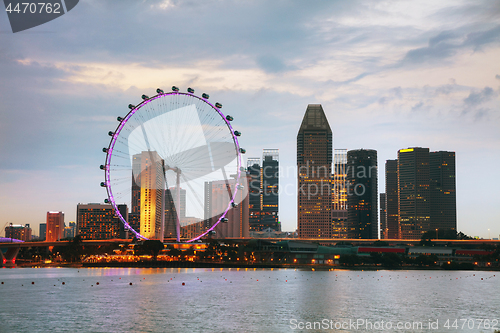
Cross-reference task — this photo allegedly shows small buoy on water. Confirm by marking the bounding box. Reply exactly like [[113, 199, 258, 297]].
[[32, 282, 34, 285], [129, 282, 133, 285], [62, 282, 65, 285], [96, 282, 99, 285], [182, 282, 185, 286]]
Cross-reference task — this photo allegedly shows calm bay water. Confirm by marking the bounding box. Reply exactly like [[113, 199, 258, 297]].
[[0, 268, 498, 333]]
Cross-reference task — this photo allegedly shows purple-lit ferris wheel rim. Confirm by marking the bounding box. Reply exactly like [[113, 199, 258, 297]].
[[104, 91, 242, 242]]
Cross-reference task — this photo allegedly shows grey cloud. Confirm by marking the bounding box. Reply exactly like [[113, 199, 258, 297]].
[[256, 55, 292, 73], [495, 74, 500, 80], [411, 101, 424, 112], [464, 87, 494, 106], [463, 25, 500, 50], [401, 25, 500, 66]]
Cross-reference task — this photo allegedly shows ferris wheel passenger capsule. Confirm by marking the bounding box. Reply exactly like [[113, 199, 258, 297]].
[[239, 148, 246, 154], [215, 102, 222, 108], [100, 182, 107, 187], [156, 88, 164, 94], [187, 87, 194, 93], [231, 202, 238, 208], [221, 218, 228, 223], [102, 148, 108, 153], [202, 93, 209, 99], [237, 185, 244, 190], [117, 117, 123, 122], [141, 95, 149, 100], [128, 104, 136, 110], [226, 115, 233, 121], [108, 131, 115, 137], [104, 199, 109, 203], [234, 131, 241, 136], [100, 165, 106, 170], [172, 86, 179, 92]]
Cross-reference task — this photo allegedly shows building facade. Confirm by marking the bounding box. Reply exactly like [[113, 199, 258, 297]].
[[76, 203, 126, 240], [247, 158, 262, 230], [297, 104, 333, 238], [385, 159, 399, 239], [346, 149, 378, 239], [380, 193, 387, 239], [206, 178, 250, 239], [5, 224, 32, 241], [261, 149, 279, 231], [332, 149, 348, 238], [46, 211, 64, 242], [398, 147, 431, 240], [133, 151, 165, 240], [429, 151, 457, 233]]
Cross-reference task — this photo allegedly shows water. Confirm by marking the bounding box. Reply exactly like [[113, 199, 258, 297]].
[[0, 268, 498, 332]]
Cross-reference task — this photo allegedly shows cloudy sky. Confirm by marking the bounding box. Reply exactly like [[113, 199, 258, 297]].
[[0, 0, 499, 239]]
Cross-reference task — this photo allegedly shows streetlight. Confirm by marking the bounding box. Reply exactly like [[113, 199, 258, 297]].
[[435, 229, 438, 239], [488, 229, 490, 240]]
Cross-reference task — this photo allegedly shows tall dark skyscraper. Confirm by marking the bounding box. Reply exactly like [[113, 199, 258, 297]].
[[385, 159, 399, 239], [429, 151, 456, 233], [247, 158, 262, 231], [346, 149, 378, 239], [398, 147, 430, 240], [297, 104, 332, 238], [261, 149, 279, 231], [387, 148, 457, 240], [247, 150, 280, 231], [380, 193, 387, 239]]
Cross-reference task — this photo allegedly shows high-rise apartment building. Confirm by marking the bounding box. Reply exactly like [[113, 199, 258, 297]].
[[132, 151, 165, 240], [261, 149, 279, 230], [332, 149, 348, 238], [246, 150, 280, 232], [398, 147, 430, 240], [39, 223, 46, 240], [76, 203, 126, 240], [346, 149, 378, 239], [46, 211, 64, 242], [385, 149, 456, 240], [385, 159, 399, 239], [206, 178, 249, 238], [380, 193, 387, 239], [64, 221, 76, 239], [247, 158, 262, 230], [164, 187, 186, 239], [429, 151, 456, 233], [297, 104, 332, 238]]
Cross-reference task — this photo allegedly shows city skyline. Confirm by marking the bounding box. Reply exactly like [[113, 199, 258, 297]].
[[0, 1, 499, 239]]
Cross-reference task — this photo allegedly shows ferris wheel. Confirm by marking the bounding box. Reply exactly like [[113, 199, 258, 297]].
[[100, 86, 246, 242]]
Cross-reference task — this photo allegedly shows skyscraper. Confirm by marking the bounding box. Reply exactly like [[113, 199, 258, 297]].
[[429, 151, 456, 233], [398, 147, 430, 240], [297, 104, 332, 238], [261, 149, 279, 231], [39, 223, 46, 240], [380, 193, 387, 239], [332, 149, 348, 238], [132, 151, 165, 240], [46, 211, 64, 242], [385, 159, 399, 239], [206, 178, 249, 238], [346, 149, 378, 239], [247, 158, 262, 231]]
